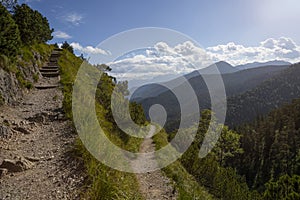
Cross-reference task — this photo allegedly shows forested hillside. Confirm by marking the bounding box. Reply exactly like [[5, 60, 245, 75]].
[[226, 63, 300, 127], [133, 64, 289, 132], [234, 98, 300, 196]]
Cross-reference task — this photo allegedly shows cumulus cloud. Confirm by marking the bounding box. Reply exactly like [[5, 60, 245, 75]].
[[107, 37, 300, 87], [109, 41, 213, 83], [53, 31, 71, 39], [65, 13, 83, 26], [70, 42, 110, 55], [207, 37, 300, 65]]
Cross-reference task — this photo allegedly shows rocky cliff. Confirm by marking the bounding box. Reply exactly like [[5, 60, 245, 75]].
[[0, 46, 51, 105]]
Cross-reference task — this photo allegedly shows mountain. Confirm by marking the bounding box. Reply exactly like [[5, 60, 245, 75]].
[[131, 61, 239, 100], [226, 62, 300, 127], [200, 61, 239, 74], [131, 63, 290, 131], [236, 60, 291, 70], [185, 61, 238, 80]]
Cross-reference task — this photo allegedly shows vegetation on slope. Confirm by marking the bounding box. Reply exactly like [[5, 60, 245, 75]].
[[0, 2, 54, 93], [153, 128, 215, 200], [226, 63, 300, 127], [173, 110, 261, 200], [234, 97, 300, 196], [59, 49, 146, 199]]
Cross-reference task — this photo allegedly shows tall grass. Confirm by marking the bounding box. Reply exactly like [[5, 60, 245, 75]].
[[59, 50, 143, 199]]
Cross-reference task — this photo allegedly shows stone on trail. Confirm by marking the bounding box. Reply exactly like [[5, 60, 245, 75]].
[[0, 157, 34, 172]]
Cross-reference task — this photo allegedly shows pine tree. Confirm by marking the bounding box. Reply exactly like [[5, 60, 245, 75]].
[[13, 4, 53, 44], [0, 2, 20, 57]]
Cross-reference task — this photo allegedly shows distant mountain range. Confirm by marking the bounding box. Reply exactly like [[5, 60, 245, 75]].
[[130, 60, 299, 131], [236, 60, 291, 70], [128, 60, 291, 91]]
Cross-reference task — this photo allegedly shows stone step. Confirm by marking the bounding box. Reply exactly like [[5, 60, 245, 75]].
[[40, 68, 59, 73], [49, 59, 58, 63], [41, 72, 60, 77], [35, 85, 59, 89], [41, 66, 59, 70], [48, 62, 58, 66], [51, 52, 60, 55], [53, 48, 63, 52]]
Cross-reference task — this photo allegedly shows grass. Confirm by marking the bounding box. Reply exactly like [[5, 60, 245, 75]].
[[0, 54, 17, 72], [16, 70, 33, 89], [153, 129, 215, 200], [18, 43, 53, 68], [33, 73, 39, 82], [59, 50, 144, 199], [1, 43, 53, 92]]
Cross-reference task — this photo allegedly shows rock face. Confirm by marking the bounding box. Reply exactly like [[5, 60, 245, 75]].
[[0, 52, 45, 105]]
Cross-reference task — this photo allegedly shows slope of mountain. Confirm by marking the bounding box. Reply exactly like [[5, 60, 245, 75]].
[[131, 64, 290, 131], [226, 62, 300, 127], [236, 60, 291, 70], [200, 61, 239, 74], [130, 61, 238, 100]]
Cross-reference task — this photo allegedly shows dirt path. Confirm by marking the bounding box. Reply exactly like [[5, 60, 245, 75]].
[[0, 57, 83, 199], [133, 125, 177, 200]]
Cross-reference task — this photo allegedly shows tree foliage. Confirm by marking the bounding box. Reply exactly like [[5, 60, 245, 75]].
[[0, 2, 20, 57], [263, 175, 300, 200], [61, 41, 74, 54], [13, 4, 53, 44], [235, 98, 300, 191], [179, 110, 258, 199]]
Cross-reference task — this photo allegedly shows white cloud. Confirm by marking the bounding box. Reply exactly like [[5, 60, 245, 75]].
[[53, 31, 71, 39], [70, 42, 110, 55], [207, 37, 300, 65], [105, 37, 300, 87], [65, 13, 83, 26], [109, 41, 213, 83]]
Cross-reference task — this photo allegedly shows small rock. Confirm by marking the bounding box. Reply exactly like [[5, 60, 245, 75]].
[[0, 157, 34, 172], [13, 127, 31, 135], [24, 156, 40, 162], [27, 113, 47, 123], [0, 125, 10, 137], [57, 114, 65, 120], [0, 168, 8, 177], [3, 119, 10, 125]]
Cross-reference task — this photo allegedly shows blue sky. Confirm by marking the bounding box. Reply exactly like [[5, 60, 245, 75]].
[[22, 0, 300, 47], [20, 0, 300, 87]]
